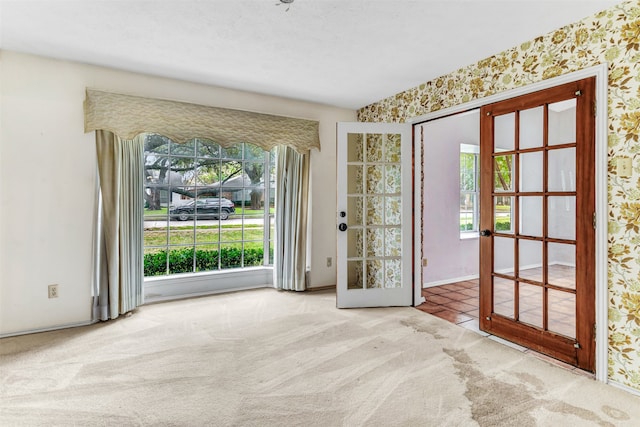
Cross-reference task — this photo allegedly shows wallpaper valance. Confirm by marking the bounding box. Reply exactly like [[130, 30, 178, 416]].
[[84, 89, 321, 152]]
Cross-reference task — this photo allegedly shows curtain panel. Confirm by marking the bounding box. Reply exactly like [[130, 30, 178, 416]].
[[94, 131, 145, 320], [273, 146, 310, 291], [84, 89, 321, 152]]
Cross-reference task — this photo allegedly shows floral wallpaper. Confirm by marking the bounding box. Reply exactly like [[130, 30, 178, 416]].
[[358, 0, 640, 392]]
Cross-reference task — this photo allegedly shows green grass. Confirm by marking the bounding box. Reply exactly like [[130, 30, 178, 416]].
[[144, 226, 266, 248]]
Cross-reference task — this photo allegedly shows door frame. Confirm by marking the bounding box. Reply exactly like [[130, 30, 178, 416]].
[[410, 64, 608, 382]]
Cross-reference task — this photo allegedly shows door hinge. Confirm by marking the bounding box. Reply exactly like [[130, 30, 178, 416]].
[[593, 212, 597, 229], [594, 323, 597, 339], [593, 101, 597, 117]]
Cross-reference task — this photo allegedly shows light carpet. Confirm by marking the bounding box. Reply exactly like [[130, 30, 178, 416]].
[[1, 288, 638, 426]]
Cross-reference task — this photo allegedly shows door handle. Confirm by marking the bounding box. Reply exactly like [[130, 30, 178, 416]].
[[480, 229, 491, 237], [338, 223, 348, 232]]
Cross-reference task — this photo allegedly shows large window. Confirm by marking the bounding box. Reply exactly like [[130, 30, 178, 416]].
[[143, 134, 275, 277], [460, 144, 479, 234]]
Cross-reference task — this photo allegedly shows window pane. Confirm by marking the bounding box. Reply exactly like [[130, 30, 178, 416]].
[[494, 196, 513, 234], [519, 196, 543, 237], [168, 246, 195, 275], [494, 277, 514, 319], [195, 244, 219, 272], [494, 155, 513, 192], [548, 289, 576, 338], [143, 137, 271, 277], [366, 134, 383, 162], [494, 237, 515, 277], [548, 243, 576, 289], [548, 148, 576, 192], [519, 151, 543, 192], [347, 133, 364, 162], [494, 112, 515, 151], [548, 196, 576, 240], [519, 240, 542, 283], [549, 99, 576, 146], [519, 283, 543, 328], [460, 193, 477, 232], [519, 106, 544, 149], [144, 248, 168, 277]]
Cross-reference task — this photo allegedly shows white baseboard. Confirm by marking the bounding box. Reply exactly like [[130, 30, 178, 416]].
[[608, 380, 640, 397], [424, 274, 479, 288], [0, 320, 96, 339]]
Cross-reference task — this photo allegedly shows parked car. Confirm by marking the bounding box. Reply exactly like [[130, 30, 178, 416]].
[[169, 198, 235, 221]]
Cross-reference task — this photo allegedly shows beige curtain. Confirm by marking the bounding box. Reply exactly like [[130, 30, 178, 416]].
[[93, 130, 144, 320], [273, 146, 310, 291]]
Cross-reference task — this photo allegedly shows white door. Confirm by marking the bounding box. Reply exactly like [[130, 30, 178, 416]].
[[336, 122, 413, 308]]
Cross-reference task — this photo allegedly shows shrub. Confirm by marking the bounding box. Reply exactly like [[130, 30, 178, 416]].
[[144, 246, 266, 276], [495, 221, 512, 231]]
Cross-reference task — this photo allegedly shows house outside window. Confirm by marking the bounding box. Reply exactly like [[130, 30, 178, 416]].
[[143, 134, 275, 277]]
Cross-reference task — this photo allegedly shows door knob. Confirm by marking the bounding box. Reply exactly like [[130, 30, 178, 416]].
[[338, 223, 348, 232], [480, 229, 491, 237]]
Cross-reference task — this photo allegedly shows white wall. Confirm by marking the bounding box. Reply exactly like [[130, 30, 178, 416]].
[[0, 50, 355, 335], [422, 110, 480, 285]]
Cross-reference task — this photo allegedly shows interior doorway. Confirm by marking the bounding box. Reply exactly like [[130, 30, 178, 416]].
[[416, 77, 596, 372]]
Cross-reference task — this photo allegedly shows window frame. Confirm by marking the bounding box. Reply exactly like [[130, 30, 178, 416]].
[[143, 136, 275, 278], [460, 143, 480, 238]]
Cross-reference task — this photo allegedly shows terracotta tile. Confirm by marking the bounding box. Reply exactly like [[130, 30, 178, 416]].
[[442, 291, 472, 302], [423, 286, 448, 295], [442, 300, 477, 313], [458, 288, 478, 298], [416, 301, 447, 315], [458, 280, 479, 289], [426, 294, 453, 305], [440, 283, 467, 291], [432, 309, 474, 324], [461, 297, 479, 306]]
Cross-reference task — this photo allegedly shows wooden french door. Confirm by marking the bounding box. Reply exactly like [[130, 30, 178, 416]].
[[479, 77, 596, 371]]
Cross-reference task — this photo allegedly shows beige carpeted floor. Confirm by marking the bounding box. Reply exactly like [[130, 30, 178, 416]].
[[1, 288, 638, 426]]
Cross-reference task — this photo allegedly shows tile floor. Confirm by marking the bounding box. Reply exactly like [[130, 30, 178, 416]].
[[416, 276, 594, 377]]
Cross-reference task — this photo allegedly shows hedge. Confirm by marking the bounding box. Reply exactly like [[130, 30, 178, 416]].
[[459, 221, 512, 232], [144, 246, 265, 276]]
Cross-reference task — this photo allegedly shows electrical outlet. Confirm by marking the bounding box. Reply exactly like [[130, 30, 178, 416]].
[[617, 156, 632, 178], [48, 284, 59, 299], [326, 257, 332, 267]]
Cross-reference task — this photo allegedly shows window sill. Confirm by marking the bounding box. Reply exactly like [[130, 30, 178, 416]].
[[460, 232, 479, 240], [144, 266, 273, 303]]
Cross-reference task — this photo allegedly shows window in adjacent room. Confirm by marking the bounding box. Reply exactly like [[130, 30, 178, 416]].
[[142, 134, 275, 277], [460, 143, 479, 237]]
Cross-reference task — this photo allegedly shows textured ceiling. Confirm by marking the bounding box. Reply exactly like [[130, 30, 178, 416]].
[[0, 0, 622, 109]]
